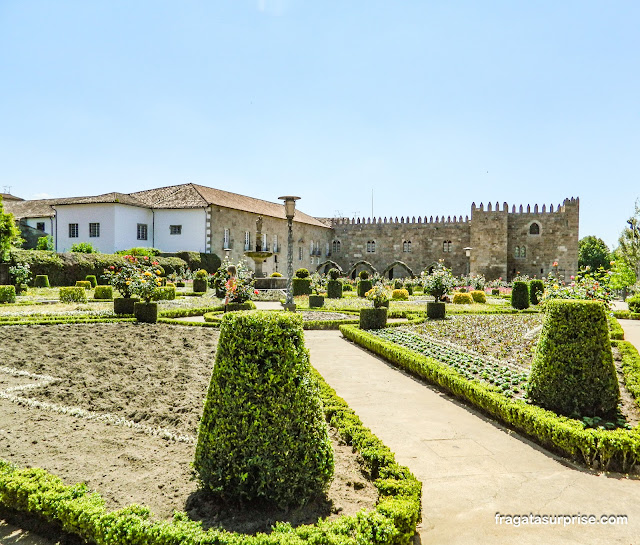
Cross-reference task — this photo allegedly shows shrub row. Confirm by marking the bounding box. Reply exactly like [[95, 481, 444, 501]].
[[340, 324, 640, 472], [8, 249, 188, 287], [612, 310, 640, 320], [608, 315, 625, 340], [613, 340, 640, 411], [59, 287, 87, 303], [0, 366, 421, 545]]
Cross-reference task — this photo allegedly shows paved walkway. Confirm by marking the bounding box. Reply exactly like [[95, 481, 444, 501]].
[[305, 322, 640, 545]]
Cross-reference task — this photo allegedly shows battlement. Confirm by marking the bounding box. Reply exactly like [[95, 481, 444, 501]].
[[330, 214, 470, 226], [472, 197, 579, 214]]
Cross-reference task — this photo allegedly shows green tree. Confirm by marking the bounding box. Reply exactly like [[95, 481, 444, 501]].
[[618, 200, 640, 280], [578, 236, 610, 271], [35, 235, 54, 251], [609, 251, 637, 299], [0, 196, 20, 261]]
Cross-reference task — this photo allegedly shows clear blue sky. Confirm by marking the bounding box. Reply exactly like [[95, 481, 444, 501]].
[[1, 1, 638, 250]]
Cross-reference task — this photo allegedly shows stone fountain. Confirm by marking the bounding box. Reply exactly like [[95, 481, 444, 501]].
[[244, 216, 273, 278]]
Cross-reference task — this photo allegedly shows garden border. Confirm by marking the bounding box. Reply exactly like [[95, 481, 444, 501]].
[[340, 324, 640, 473]]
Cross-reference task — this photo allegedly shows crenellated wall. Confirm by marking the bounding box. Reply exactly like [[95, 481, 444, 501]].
[[321, 197, 579, 281]]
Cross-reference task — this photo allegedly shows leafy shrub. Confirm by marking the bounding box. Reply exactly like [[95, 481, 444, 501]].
[[358, 270, 370, 280], [152, 286, 176, 301], [172, 251, 221, 274], [342, 283, 353, 292], [59, 287, 87, 303], [511, 281, 529, 310], [0, 286, 16, 303], [328, 268, 340, 280], [35, 235, 54, 251], [357, 279, 373, 297], [75, 281, 92, 289], [529, 279, 544, 305], [628, 294, 640, 313], [327, 280, 342, 299], [491, 288, 500, 296], [34, 275, 50, 288], [458, 287, 467, 293], [134, 301, 158, 323], [93, 285, 113, 299], [392, 289, 409, 301], [470, 290, 486, 304], [422, 263, 455, 301], [309, 294, 325, 308], [292, 277, 312, 296], [270, 272, 282, 277], [194, 311, 334, 508], [359, 307, 388, 329], [194, 269, 209, 279], [9, 263, 31, 285], [452, 293, 473, 304], [394, 280, 403, 289], [85, 274, 98, 287], [295, 268, 310, 278], [116, 247, 161, 257], [426, 302, 445, 319], [193, 279, 208, 293], [527, 300, 620, 417], [70, 242, 97, 253]]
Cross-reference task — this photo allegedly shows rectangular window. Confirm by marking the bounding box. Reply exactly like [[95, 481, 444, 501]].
[[223, 228, 230, 248], [245, 231, 250, 251], [89, 223, 100, 238], [273, 234, 278, 253], [69, 223, 79, 238], [137, 223, 148, 240], [170, 225, 182, 235], [36, 222, 45, 231], [299, 247, 303, 261]]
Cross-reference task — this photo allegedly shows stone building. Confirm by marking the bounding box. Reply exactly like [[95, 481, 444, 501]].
[[4, 184, 579, 281]]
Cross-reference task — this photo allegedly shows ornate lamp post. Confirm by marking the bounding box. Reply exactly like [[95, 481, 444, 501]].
[[464, 247, 472, 276], [279, 196, 300, 311]]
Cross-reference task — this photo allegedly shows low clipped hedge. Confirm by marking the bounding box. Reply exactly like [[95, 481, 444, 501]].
[[192, 279, 208, 293], [34, 275, 50, 288], [392, 289, 409, 301], [426, 302, 445, 320], [134, 302, 158, 323], [614, 340, 640, 410], [470, 290, 486, 304], [0, 361, 421, 544], [94, 286, 113, 300], [359, 308, 387, 330], [627, 294, 640, 313], [452, 293, 473, 305], [59, 287, 87, 303], [151, 286, 176, 301], [0, 286, 16, 304], [309, 295, 324, 308], [75, 280, 92, 289], [340, 324, 640, 473], [608, 315, 625, 340]]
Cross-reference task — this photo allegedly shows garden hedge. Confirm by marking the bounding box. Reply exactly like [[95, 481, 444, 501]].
[[85, 275, 98, 288], [0, 360, 421, 545], [151, 286, 176, 301], [194, 311, 334, 508], [9, 250, 188, 287], [341, 324, 640, 473], [527, 300, 620, 417], [192, 279, 208, 293], [327, 280, 342, 299], [359, 308, 388, 330], [628, 295, 640, 314], [452, 293, 473, 305], [292, 278, 312, 296], [426, 302, 445, 320], [75, 281, 92, 289], [0, 286, 16, 304], [93, 286, 113, 300], [357, 279, 373, 297], [59, 287, 87, 303], [511, 281, 529, 310], [529, 279, 544, 305], [34, 275, 50, 288], [392, 289, 409, 301], [134, 302, 158, 323], [309, 294, 325, 308], [470, 290, 486, 304]]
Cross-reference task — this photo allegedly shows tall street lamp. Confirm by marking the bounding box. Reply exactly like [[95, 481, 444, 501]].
[[279, 195, 300, 311], [464, 247, 472, 276]]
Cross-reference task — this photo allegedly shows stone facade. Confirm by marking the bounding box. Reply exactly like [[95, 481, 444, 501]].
[[322, 198, 579, 281]]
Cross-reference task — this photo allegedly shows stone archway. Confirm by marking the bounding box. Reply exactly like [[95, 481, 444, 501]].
[[347, 260, 377, 280], [381, 261, 414, 280], [316, 260, 342, 275]]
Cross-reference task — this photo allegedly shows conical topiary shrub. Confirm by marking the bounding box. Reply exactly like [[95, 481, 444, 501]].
[[194, 311, 334, 508], [511, 281, 529, 310], [526, 299, 620, 417]]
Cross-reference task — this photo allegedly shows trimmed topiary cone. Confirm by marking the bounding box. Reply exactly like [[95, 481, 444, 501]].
[[511, 281, 529, 310], [34, 275, 50, 288], [194, 311, 334, 508], [527, 299, 620, 417]]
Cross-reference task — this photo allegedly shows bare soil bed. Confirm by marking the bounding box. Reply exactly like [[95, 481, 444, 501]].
[[0, 323, 378, 535]]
